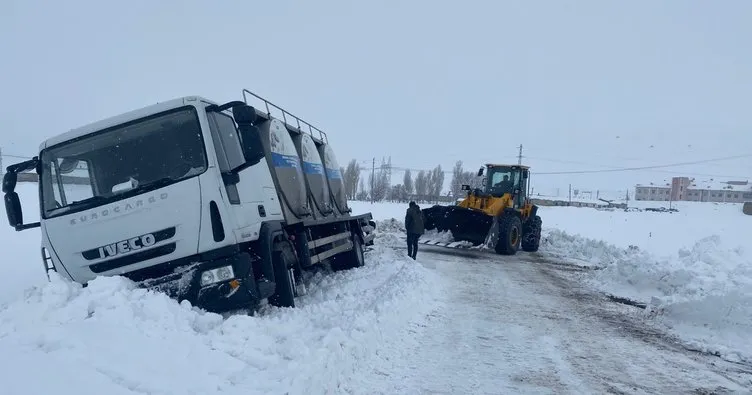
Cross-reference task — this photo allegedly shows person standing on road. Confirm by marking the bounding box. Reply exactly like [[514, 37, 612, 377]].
[[405, 201, 425, 260]]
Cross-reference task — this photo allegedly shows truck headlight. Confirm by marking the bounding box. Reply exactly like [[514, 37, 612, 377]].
[[200, 265, 235, 287]]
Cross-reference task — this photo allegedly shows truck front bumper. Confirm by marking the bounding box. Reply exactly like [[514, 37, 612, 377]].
[[136, 250, 264, 314]]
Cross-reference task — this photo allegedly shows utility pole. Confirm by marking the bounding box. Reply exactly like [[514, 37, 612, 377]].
[[517, 144, 523, 165], [370, 157, 375, 204], [568, 184, 572, 205]]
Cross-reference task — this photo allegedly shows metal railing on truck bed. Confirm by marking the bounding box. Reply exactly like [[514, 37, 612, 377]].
[[242, 89, 329, 145]]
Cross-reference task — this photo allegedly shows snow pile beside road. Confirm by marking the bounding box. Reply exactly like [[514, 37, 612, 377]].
[[539, 202, 751, 257], [0, 241, 443, 395], [541, 228, 752, 363]]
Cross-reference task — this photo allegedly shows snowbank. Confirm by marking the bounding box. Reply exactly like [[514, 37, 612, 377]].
[[0, 182, 47, 304], [0, 235, 443, 394], [0, 185, 446, 394], [539, 201, 751, 256], [349, 200, 410, 224], [541, 225, 752, 364]]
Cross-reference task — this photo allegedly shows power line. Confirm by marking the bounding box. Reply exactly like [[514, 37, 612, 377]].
[[1, 153, 32, 160], [531, 153, 752, 175], [7, 147, 749, 180], [526, 156, 752, 179], [356, 153, 752, 179]]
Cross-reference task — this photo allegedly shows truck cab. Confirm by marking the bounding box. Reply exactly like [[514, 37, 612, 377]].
[[3, 92, 375, 314]]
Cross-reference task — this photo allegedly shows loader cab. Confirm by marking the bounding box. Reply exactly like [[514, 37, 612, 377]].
[[483, 164, 529, 207]]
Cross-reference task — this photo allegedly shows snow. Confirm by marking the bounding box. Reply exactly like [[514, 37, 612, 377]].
[[541, 200, 751, 256], [1, 184, 751, 392], [539, 201, 752, 364], [350, 199, 752, 364], [0, 184, 444, 394], [0, 256, 442, 394], [0, 182, 47, 303]]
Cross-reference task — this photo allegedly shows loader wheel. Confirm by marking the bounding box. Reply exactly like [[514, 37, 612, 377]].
[[521, 215, 542, 252], [495, 214, 522, 255], [269, 240, 297, 308]]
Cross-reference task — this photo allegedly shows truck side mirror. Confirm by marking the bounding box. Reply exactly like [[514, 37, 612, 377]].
[[5, 192, 22, 228], [2, 158, 40, 231], [477, 167, 484, 177], [2, 171, 17, 193], [232, 105, 265, 167], [233, 104, 257, 125]]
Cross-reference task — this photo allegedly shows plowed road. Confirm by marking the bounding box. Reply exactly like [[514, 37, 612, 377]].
[[373, 245, 752, 394]]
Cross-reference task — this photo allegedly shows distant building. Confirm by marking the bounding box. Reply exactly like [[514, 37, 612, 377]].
[[635, 177, 752, 203]]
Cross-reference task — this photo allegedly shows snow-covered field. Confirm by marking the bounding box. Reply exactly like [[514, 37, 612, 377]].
[[1, 183, 750, 393]]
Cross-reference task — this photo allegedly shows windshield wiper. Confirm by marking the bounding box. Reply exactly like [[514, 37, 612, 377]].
[[66, 195, 112, 209], [127, 177, 175, 195]]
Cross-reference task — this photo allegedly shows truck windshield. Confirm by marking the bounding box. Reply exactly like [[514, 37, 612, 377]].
[[39, 106, 208, 218]]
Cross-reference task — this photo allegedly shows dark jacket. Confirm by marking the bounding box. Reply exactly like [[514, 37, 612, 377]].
[[405, 205, 425, 235]]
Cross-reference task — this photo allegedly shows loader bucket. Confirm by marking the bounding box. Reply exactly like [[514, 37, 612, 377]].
[[743, 202, 752, 215], [442, 206, 494, 246], [422, 205, 449, 232]]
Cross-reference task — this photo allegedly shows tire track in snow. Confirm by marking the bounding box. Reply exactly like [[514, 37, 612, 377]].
[[364, 242, 751, 394]]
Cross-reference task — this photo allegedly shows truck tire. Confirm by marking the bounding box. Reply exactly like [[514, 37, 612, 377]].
[[366, 220, 376, 246], [521, 215, 542, 252], [348, 234, 365, 269], [331, 233, 365, 271], [268, 241, 297, 308], [495, 214, 522, 255]]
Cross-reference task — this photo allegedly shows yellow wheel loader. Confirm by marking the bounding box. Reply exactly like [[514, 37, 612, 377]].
[[422, 164, 542, 255]]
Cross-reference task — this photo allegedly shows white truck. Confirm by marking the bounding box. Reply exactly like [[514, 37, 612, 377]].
[[2, 89, 376, 313]]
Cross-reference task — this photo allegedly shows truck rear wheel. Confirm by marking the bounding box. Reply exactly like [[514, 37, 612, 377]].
[[349, 234, 365, 269], [269, 240, 297, 308], [495, 214, 522, 255], [521, 215, 542, 252], [331, 232, 365, 271]]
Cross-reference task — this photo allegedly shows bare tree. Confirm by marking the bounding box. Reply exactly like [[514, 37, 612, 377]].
[[450, 161, 465, 198], [430, 165, 444, 197], [368, 157, 391, 201], [415, 170, 428, 199], [403, 169, 413, 196], [450, 161, 480, 197], [342, 159, 361, 199], [390, 184, 408, 202], [356, 178, 368, 201]]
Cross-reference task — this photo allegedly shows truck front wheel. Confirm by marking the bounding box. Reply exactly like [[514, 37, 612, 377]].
[[268, 241, 297, 308]]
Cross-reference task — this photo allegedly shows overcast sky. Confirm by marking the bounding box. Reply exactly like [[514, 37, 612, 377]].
[[2, 0, 751, 196]]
